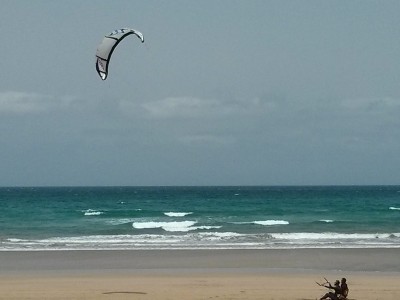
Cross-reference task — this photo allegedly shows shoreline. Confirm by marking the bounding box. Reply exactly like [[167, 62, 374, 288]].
[[1, 248, 399, 299], [1, 248, 400, 273]]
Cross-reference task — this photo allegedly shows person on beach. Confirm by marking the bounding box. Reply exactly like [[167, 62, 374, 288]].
[[320, 279, 341, 300], [338, 278, 349, 300]]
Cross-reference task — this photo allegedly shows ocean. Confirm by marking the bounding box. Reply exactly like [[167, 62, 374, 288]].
[[0, 186, 399, 251]]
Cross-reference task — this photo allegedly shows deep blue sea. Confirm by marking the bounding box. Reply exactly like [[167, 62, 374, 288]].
[[0, 186, 399, 251]]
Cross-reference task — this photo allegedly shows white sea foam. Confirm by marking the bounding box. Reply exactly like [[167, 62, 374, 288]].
[[194, 226, 221, 230], [6, 238, 22, 242], [3, 232, 400, 251], [164, 212, 193, 217], [198, 232, 244, 240], [83, 209, 104, 216], [106, 218, 137, 226], [319, 219, 334, 223], [389, 206, 400, 210], [270, 232, 400, 240], [254, 220, 289, 226], [132, 221, 197, 232]]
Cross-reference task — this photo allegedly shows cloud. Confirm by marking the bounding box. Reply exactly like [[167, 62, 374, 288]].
[[0, 91, 52, 114], [140, 97, 221, 118], [178, 134, 236, 146], [340, 97, 400, 113], [0, 91, 79, 115], [139, 96, 276, 119]]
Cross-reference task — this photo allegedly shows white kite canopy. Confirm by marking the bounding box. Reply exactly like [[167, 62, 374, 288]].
[[95, 28, 144, 80]]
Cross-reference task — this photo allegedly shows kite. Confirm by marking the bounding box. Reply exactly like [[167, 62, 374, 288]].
[[95, 28, 144, 80]]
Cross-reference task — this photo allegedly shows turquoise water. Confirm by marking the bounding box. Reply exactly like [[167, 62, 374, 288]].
[[1, 186, 399, 250]]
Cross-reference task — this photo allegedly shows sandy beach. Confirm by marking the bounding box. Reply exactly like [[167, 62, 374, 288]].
[[1, 249, 399, 299]]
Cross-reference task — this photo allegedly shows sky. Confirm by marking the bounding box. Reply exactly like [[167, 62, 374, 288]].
[[1, 0, 400, 186]]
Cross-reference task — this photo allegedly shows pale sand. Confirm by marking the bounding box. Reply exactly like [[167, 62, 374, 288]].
[[0, 249, 399, 299]]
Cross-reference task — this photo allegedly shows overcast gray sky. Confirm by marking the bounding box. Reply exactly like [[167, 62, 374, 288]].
[[1, 0, 400, 186]]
